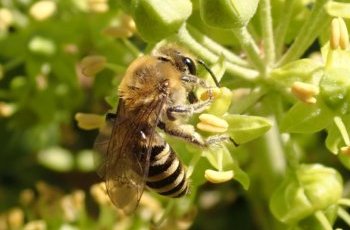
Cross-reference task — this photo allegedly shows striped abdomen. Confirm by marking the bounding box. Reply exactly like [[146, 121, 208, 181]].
[[146, 143, 188, 197]]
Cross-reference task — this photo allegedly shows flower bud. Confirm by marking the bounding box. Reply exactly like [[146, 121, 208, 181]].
[[130, 0, 192, 42], [270, 164, 343, 224], [199, 0, 258, 29], [204, 169, 234, 183]]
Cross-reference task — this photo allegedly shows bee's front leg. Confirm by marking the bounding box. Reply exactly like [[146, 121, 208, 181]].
[[167, 99, 212, 120]]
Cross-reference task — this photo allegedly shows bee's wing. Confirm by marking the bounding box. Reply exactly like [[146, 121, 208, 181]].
[[94, 97, 165, 214]]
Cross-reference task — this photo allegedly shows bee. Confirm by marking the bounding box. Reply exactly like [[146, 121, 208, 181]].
[[94, 45, 225, 214]]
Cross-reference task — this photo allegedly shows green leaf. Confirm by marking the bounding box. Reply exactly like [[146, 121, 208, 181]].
[[269, 59, 323, 88], [199, 0, 259, 29], [131, 0, 192, 42], [280, 102, 334, 133], [224, 114, 272, 144]]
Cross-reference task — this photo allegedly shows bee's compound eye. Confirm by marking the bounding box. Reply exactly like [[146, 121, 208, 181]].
[[182, 57, 196, 75]]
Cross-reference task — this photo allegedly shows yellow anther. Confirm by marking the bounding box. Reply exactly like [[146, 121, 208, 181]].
[[204, 169, 234, 183], [79, 55, 107, 77], [197, 113, 228, 133], [291, 81, 319, 104], [330, 17, 349, 50], [75, 113, 105, 130], [341, 145, 350, 155], [331, 18, 340, 49], [339, 17, 349, 50]]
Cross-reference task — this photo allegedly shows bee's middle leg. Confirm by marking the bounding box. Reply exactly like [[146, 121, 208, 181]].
[[158, 121, 230, 147]]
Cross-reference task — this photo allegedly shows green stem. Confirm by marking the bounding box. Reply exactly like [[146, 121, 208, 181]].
[[259, 0, 275, 66], [187, 24, 250, 67], [338, 198, 350, 207], [229, 86, 268, 114], [152, 200, 175, 227], [105, 63, 127, 73], [338, 207, 350, 226], [274, 0, 296, 59], [3, 56, 24, 72], [314, 210, 333, 230], [173, 24, 259, 81], [277, 0, 331, 66], [122, 38, 141, 57], [186, 151, 202, 178], [232, 26, 266, 74], [334, 116, 350, 146]]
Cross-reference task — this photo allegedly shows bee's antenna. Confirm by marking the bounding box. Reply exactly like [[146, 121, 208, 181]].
[[197, 59, 221, 88]]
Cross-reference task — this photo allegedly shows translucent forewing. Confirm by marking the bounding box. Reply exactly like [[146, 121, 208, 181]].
[[94, 96, 166, 214]]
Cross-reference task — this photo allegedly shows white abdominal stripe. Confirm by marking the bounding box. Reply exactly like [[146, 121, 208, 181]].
[[146, 143, 188, 197]]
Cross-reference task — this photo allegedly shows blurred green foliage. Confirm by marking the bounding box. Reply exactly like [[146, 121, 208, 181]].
[[2, 0, 350, 230]]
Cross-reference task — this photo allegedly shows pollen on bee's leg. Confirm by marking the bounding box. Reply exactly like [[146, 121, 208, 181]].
[[341, 146, 350, 155], [197, 113, 228, 133], [199, 88, 222, 101]]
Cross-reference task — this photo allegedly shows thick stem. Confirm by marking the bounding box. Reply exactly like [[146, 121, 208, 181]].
[[334, 116, 350, 146], [259, 0, 275, 66], [232, 26, 266, 74], [187, 25, 250, 67], [173, 24, 259, 81], [274, 0, 296, 59], [277, 0, 331, 66], [314, 210, 333, 230]]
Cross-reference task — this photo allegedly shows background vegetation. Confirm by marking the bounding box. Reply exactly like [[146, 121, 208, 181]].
[[1, 0, 350, 229]]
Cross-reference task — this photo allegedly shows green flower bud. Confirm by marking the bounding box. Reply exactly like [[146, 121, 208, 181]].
[[131, 0, 192, 42], [269, 59, 323, 88], [320, 68, 350, 114], [199, 0, 258, 29], [270, 164, 343, 224], [224, 114, 271, 144], [206, 87, 232, 116]]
